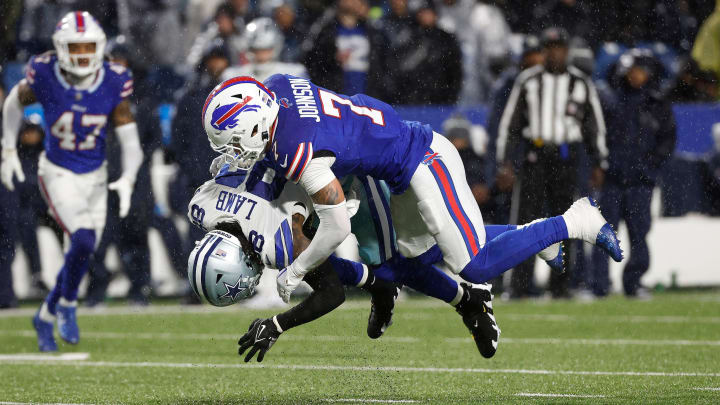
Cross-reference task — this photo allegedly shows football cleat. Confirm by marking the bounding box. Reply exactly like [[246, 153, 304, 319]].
[[538, 242, 564, 273], [56, 303, 79, 344], [32, 312, 57, 352], [456, 283, 500, 358], [367, 283, 400, 339], [563, 197, 623, 262]]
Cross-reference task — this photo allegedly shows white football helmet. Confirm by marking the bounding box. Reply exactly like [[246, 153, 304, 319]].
[[202, 76, 280, 169], [187, 230, 263, 307], [53, 11, 107, 77], [246, 17, 283, 59]]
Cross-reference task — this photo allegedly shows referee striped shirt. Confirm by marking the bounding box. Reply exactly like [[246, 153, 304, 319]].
[[497, 65, 608, 167]]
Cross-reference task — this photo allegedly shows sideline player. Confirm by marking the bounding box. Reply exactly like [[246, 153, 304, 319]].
[[0, 12, 143, 352]]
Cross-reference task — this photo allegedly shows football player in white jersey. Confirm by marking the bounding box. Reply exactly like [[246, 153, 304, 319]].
[[1, 11, 143, 352], [221, 18, 307, 82]]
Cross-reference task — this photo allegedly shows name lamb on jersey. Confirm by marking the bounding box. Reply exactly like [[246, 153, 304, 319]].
[[289, 78, 320, 122]]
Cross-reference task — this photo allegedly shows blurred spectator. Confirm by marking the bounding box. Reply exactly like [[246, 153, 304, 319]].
[[665, 58, 719, 102], [592, 49, 676, 298], [706, 129, 720, 215], [182, 0, 227, 55], [15, 121, 53, 297], [272, 3, 307, 63], [186, 3, 249, 70], [444, 114, 491, 207], [497, 28, 607, 299], [223, 17, 307, 81], [302, 0, 382, 94], [463, 0, 512, 104], [365, 0, 416, 103], [692, 0, 720, 85], [391, 0, 461, 104], [531, 0, 594, 44], [121, 0, 183, 74], [0, 0, 23, 63]]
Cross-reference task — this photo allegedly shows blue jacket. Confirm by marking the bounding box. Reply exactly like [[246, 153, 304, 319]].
[[598, 81, 676, 186]]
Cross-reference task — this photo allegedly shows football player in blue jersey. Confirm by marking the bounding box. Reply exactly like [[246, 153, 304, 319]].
[[1, 11, 143, 352], [202, 75, 623, 358]]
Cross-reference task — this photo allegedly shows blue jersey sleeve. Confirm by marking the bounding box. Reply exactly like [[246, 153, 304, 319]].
[[24, 52, 56, 104], [102, 62, 134, 111]]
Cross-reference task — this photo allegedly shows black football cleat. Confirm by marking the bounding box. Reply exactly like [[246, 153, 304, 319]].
[[367, 282, 400, 339], [455, 283, 500, 358]]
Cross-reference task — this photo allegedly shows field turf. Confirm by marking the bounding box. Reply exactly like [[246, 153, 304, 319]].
[[0, 291, 719, 404]]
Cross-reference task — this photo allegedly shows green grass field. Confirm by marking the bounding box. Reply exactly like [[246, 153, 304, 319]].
[[1, 291, 719, 404]]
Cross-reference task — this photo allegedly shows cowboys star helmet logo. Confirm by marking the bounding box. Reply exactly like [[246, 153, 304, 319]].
[[211, 95, 262, 131], [220, 279, 245, 301]]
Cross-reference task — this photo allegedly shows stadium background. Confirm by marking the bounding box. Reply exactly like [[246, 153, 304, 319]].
[[1, 0, 720, 305]]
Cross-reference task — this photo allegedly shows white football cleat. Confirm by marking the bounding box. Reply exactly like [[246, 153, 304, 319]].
[[562, 197, 623, 262]]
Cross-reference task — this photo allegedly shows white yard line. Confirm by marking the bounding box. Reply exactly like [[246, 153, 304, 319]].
[[445, 337, 720, 346], [0, 402, 95, 405], [694, 387, 720, 391], [0, 359, 719, 378], [515, 393, 605, 398], [1, 304, 720, 324], [321, 399, 419, 403], [0, 352, 89, 361], [3, 329, 718, 347]]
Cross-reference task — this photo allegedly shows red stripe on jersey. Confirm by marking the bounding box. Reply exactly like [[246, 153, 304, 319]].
[[286, 143, 305, 179], [292, 142, 313, 183], [39, 176, 70, 235]]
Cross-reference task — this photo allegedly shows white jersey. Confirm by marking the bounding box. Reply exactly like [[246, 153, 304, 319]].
[[188, 167, 311, 270], [222, 61, 307, 82]]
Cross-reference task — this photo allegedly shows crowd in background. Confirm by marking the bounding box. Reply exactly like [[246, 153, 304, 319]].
[[2, 0, 720, 307]]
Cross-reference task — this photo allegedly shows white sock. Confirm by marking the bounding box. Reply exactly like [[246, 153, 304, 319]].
[[561, 212, 581, 239], [450, 284, 464, 307], [538, 243, 559, 261], [38, 303, 55, 322], [355, 264, 369, 288], [58, 297, 78, 307]]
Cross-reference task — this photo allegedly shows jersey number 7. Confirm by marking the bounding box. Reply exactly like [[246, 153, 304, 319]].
[[51, 111, 107, 151], [318, 89, 385, 126]]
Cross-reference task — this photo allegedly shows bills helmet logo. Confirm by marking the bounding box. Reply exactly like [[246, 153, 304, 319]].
[[279, 98, 291, 108], [211, 95, 262, 131]]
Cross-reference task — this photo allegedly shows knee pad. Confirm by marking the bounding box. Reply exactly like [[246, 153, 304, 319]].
[[70, 229, 96, 256]]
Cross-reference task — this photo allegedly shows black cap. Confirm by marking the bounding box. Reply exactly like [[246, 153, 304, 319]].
[[540, 27, 569, 47], [408, 0, 436, 14]]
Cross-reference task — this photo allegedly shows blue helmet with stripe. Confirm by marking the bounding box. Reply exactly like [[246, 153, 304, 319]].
[[187, 230, 262, 306]]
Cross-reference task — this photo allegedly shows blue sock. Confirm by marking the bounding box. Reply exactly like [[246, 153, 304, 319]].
[[45, 229, 96, 313], [485, 224, 517, 240], [327, 255, 364, 286], [460, 216, 568, 284], [374, 254, 458, 304]]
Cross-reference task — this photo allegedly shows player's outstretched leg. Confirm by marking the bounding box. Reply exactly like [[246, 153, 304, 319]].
[[460, 198, 623, 284], [485, 224, 564, 272], [56, 229, 96, 344]]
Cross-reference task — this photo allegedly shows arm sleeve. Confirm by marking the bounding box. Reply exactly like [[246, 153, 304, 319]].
[[292, 200, 351, 273], [496, 75, 527, 168], [115, 122, 144, 183], [582, 79, 609, 169], [1, 85, 23, 150], [274, 260, 345, 331]]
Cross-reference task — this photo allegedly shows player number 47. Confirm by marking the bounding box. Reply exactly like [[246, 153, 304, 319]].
[[50, 111, 107, 151]]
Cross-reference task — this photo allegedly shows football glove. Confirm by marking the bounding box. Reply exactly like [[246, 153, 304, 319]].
[[276, 261, 306, 303], [108, 176, 134, 218], [238, 318, 281, 362], [1, 148, 25, 191]]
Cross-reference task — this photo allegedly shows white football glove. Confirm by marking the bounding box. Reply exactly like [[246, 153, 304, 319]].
[[276, 261, 307, 303], [1, 148, 25, 191], [108, 177, 134, 218]]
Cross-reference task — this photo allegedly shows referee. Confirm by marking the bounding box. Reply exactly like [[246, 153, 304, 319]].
[[497, 27, 608, 299]]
